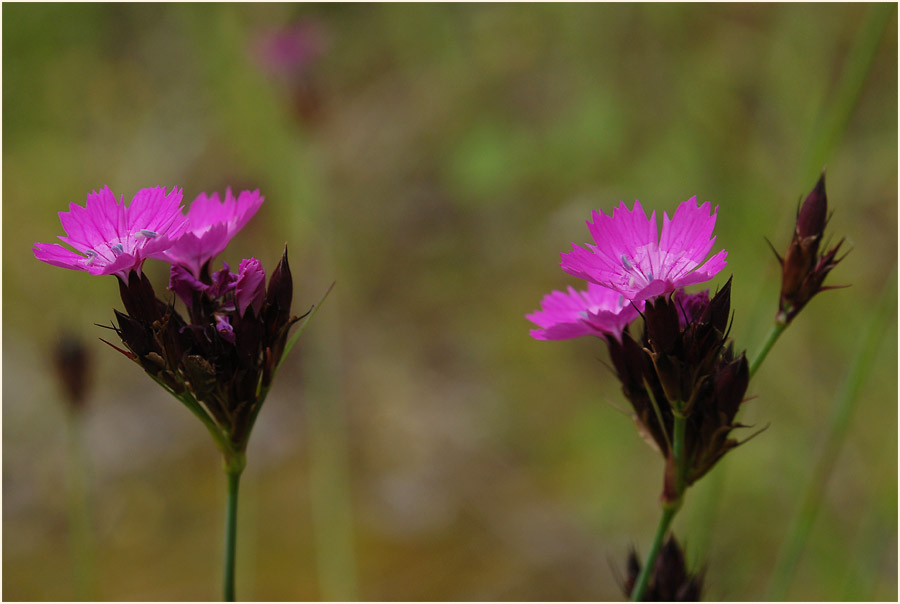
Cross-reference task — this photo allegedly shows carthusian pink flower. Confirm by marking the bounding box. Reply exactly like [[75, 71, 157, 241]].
[[33, 186, 186, 282], [527, 281, 642, 341], [560, 197, 728, 304], [164, 189, 264, 277]]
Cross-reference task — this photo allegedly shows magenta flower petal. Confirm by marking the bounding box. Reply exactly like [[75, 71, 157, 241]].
[[235, 258, 266, 316], [527, 281, 642, 341], [560, 197, 727, 303], [34, 186, 186, 281], [165, 189, 264, 276]]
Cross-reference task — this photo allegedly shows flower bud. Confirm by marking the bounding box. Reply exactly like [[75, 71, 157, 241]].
[[236, 258, 266, 317], [265, 245, 294, 327], [797, 173, 827, 239], [624, 536, 703, 601], [776, 171, 846, 325]]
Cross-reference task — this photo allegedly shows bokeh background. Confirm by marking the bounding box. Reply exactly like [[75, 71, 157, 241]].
[[3, 3, 897, 601]]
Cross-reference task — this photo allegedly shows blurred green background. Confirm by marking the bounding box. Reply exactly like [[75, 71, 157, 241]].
[[3, 3, 897, 601]]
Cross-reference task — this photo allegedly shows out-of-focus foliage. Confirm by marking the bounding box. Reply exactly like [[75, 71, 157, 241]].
[[3, 4, 896, 601]]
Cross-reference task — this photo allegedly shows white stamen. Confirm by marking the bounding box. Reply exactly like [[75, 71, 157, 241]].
[[621, 254, 634, 270], [110, 243, 124, 257], [83, 249, 97, 266], [135, 229, 158, 239]]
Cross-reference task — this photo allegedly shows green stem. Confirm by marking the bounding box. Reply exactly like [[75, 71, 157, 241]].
[[672, 412, 688, 493], [749, 321, 787, 379], [632, 412, 688, 601], [630, 503, 681, 601], [223, 454, 245, 602], [800, 2, 896, 185], [766, 270, 895, 600]]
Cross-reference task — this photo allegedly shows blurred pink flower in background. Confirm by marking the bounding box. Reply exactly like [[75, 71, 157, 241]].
[[33, 186, 186, 282], [560, 198, 728, 303], [252, 20, 328, 80]]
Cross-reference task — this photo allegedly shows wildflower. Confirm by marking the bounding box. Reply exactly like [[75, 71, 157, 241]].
[[560, 198, 728, 304], [527, 281, 642, 341], [624, 536, 704, 601], [164, 189, 264, 278], [33, 186, 186, 282], [773, 172, 846, 325]]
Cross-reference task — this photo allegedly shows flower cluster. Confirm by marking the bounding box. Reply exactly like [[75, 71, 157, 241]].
[[35, 186, 306, 457], [528, 196, 749, 493], [623, 536, 703, 601], [772, 172, 846, 325]]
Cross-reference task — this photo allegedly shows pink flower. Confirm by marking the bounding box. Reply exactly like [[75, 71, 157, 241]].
[[560, 197, 728, 303], [164, 189, 264, 277], [527, 281, 642, 341], [33, 186, 186, 281], [235, 258, 266, 316]]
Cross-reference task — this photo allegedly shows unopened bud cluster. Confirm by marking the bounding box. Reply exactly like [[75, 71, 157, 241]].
[[608, 279, 750, 498], [624, 536, 703, 601], [775, 172, 846, 325], [109, 248, 304, 452]]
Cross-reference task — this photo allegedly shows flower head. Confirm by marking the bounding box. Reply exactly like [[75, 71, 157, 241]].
[[607, 278, 751, 492], [624, 536, 704, 601], [111, 247, 307, 452], [774, 172, 847, 325], [164, 189, 264, 277], [34, 186, 186, 281], [527, 281, 642, 341], [560, 197, 728, 304]]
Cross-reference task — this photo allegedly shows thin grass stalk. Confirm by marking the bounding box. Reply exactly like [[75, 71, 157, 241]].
[[692, 8, 892, 587], [766, 269, 896, 600]]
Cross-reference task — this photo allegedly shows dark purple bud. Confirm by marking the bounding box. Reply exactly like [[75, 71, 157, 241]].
[[625, 536, 703, 601], [53, 333, 92, 410], [777, 172, 847, 325], [645, 296, 681, 355], [715, 353, 749, 421], [673, 289, 709, 328], [701, 276, 732, 334], [797, 172, 827, 240], [236, 258, 267, 317], [607, 330, 646, 390], [114, 309, 153, 357], [266, 245, 294, 326], [118, 270, 162, 323]]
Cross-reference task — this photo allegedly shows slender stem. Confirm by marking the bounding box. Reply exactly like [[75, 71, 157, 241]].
[[632, 411, 688, 601], [223, 455, 245, 602], [799, 2, 896, 185], [66, 410, 96, 601], [748, 321, 787, 379], [630, 503, 681, 601]]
